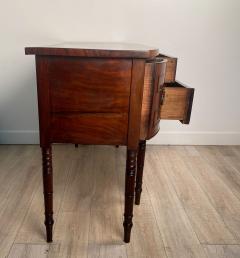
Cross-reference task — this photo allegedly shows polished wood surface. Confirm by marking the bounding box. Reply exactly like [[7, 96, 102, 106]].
[[158, 54, 178, 83], [140, 58, 167, 140], [51, 113, 128, 145], [140, 61, 154, 139], [30, 44, 156, 243], [41, 147, 54, 243], [26, 43, 194, 244], [123, 149, 137, 243], [147, 59, 166, 138], [2, 145, 240, 258], [127, 59, 145, 150], [135, 140, 146, 205], [25, 42, 159, 58], [48, 57, 131, 113], [35, 56, 51, 147]]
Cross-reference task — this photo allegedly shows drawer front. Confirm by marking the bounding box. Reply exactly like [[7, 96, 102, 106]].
[[140, 62, 154, 139], [148, 60, 167, 137], [48, 57, 132, 113], [140, 59, 167, 140], [159, 82, 194, 124], [50, 113, 128, 145]]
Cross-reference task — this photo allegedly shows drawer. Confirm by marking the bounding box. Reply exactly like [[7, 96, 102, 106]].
[[159, 81, 194, 124], [140, 58, 167, 140], [157, 54, 177, 83], [50, 113, 128, 145], [48, 57, 132, 113]]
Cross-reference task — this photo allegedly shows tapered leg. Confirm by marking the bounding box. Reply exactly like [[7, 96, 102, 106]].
[[41, 146, 54, 242], [123, 149, 137, 243], [75, 144, 78, 148], [135, 140, 146, 205]]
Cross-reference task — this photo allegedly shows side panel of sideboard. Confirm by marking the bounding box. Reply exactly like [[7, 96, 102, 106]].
[[35, 56, 133, 146], [48, 57, 131, 113]]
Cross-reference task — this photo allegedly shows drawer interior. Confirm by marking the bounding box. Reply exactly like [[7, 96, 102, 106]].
[[159, 81, 194, 124]]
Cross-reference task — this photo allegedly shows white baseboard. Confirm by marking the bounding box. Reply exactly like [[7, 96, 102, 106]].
[[0, 130, 240, 145]]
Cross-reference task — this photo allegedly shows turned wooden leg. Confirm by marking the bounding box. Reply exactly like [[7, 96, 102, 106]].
[[42, 146, 54, 242], [135, 140, 146, 205], [123, 149, 137, 243]]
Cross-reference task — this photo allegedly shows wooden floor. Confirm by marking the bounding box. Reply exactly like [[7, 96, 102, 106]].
[[1, 145, 240, 258]]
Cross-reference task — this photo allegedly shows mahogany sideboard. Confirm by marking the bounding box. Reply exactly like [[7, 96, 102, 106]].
[[25, 42, 194, 243]]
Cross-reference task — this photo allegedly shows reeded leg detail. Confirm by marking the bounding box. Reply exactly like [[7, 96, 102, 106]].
[[42, 146, 54, 242], [135, 140, 146, 205], [123, 149, 137, 243]]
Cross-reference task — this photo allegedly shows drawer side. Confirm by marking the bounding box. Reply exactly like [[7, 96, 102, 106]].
[[159, 82, 194, 124]]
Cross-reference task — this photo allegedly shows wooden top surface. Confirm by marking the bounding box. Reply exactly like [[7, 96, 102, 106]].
[[25, 42, 159, 58]]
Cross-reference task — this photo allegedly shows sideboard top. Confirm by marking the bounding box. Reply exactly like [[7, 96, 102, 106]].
[[25, 42, 159, 59]]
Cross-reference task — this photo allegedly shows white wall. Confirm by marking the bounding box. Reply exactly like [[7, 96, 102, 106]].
[[0, 0, 240, 145]]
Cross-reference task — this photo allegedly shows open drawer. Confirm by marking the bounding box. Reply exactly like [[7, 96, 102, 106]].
[[158, 54, 177, 83], [159, 81, 194, 124]]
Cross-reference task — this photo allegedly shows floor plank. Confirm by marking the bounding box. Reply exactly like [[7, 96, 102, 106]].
[[180, 146, 240, 242], [144, 146, 207, 258], [87, 146, 128, 258], [0, 146, 36, 214], [1, 145, 240, 258], [163, 146, 236, 244], [48, 146, 94, 258], [0, 146, 40, 258], [48, 211, 90, 258], [196, 146, 240, 202], [8, 244, 49, 258], [115, 147, 167, 258], [203, 244, 240, 258], [15, 145, 73, 243], [59, 145, 95, 213]]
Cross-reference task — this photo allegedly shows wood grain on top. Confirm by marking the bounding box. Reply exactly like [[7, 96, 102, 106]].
[[25, 42, 159, 58]]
